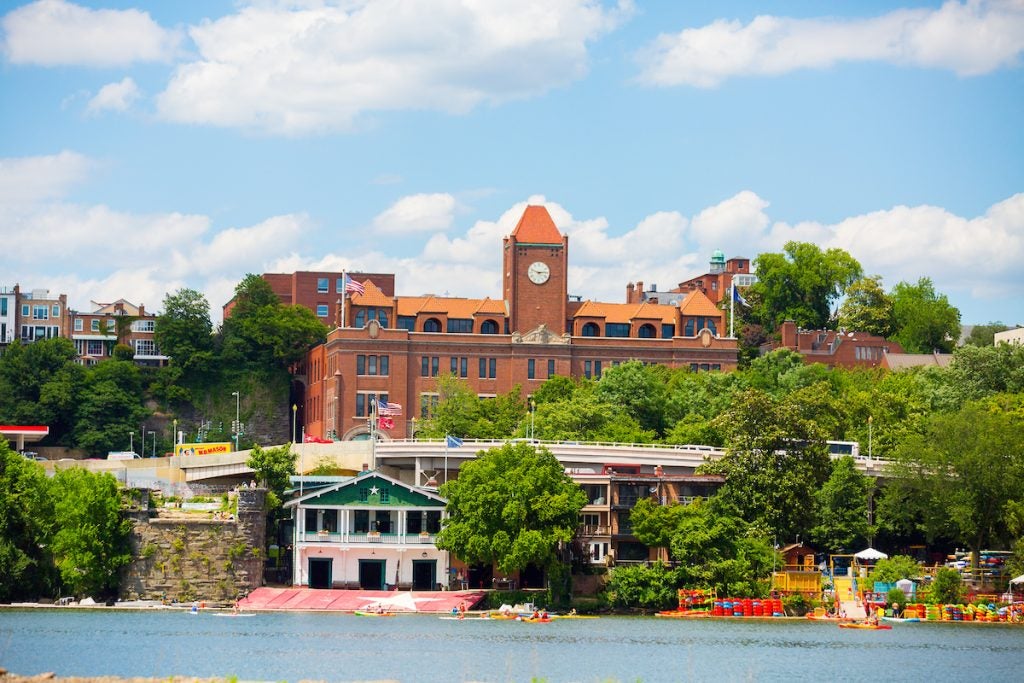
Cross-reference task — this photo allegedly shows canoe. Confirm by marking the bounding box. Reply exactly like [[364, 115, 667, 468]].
[[354, 610, 395, 617], [839, 622, 892, 630]]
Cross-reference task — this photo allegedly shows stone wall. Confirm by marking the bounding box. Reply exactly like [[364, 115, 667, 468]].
[[120, 488, 267, 603]]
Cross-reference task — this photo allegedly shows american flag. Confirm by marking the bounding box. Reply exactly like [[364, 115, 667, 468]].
[[377, 400, 402, 416], [344, 275, 365, 295]]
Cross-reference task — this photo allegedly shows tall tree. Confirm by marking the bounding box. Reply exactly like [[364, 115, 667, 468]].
[[889, 277, 961, 354], [0, 442, 58, 601], [49, 467, 132, 599], [837, 275, 894, 337], [247, 443, 296, 509], [751, 242, 862, 330], [155, 288, 215, 375], [877, 404, 1023, 560], [0, 338, 83, 443], [810, 457, 872, 553], [72, 360, 150, 456], [437, 443, 586, 577], [700, 389, 832, 541], [595, 360, 667, 435], [947, 343, 1024, 401]]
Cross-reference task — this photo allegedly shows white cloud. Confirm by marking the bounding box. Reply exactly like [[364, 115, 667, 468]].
[[156, 0, 631, 134], [637, 0, 1024, 87], [373, 193, 457, 234], [689, 191, 769, 255], [86, 77, 141, 114], [2, 0, 181, 67], [0, 150, 92, 206]]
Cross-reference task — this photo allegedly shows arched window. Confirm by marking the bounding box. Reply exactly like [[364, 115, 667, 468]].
[[480, 319, 499, 335], [581, 322, 600, 337], [638, 324, 656, 338], [354, 310, 366, 328], [423, 318, 442, 333], [376, 310, 388, 327]]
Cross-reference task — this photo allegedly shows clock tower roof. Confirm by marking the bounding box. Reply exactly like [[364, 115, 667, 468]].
[[511, 205, 563, 245]]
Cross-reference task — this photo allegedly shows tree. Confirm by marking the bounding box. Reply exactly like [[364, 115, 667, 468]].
[[810, 457, 872, 553], [155, 288, 215, 374], [595, 360, 667, 435], [247, 443, 296, 499], [837, 275, 894, 337], [630, 497, 775, 597], [700, 389, 832, 540], [928, 567, 964, 604], [72, 361, 149, 456], [964, 322, 1011, 347], [878, 404, 1023, 560], [751, 242, 862, 330], [947, 344, 1024, 401], [49, 467, 132, 598], [436, 443, 586, 578], [603, 561, 679, 610], [0, 338, 83, 444], [889, 278, 961, 354], [533, 391, 654, 443], [868, 555, 923, 584], [0, 442, 58, 601]]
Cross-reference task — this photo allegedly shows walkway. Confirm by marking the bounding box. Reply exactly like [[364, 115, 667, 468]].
[[239, 587, 488, 613]]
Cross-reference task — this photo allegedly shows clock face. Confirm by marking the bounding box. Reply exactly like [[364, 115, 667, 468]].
[[527, 261, 550, 284]]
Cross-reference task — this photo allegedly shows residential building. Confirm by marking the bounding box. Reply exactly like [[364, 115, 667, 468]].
[[299, 205, 739, 441], [223, 271, 395, 322], [15, 287, 70, 344], [764, 320, 904, 369], [881, 352, 953, 370], [0, 287, 16, 346], [70, 299, 168, 367], [994, 327, 1024, 345]]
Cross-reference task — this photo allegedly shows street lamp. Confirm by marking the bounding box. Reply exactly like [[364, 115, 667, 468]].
[[129, 431, 134, 453], [150, 431, 156, 458], [232, 391, 240, 451], [529, 398, 536, 441], [292, 404, 298, 445], [868, 415, 873, 462]]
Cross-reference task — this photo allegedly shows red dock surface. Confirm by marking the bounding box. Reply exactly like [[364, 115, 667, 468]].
[[238, 587, 487, 613]]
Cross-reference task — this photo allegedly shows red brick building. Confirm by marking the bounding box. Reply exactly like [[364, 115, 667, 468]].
[[626, 250, 752, 307], [70, 299, 168, 367], [300, 205, 739, 440], [223, 271, 395, 322], [765, 320, 904, 369]]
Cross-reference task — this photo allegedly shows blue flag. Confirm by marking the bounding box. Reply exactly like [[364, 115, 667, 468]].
[[732, 285, 749, 307], [446, 435, 463, 448]]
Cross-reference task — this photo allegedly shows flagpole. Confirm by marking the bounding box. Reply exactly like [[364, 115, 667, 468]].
[[341, 270, 347, 329], [370, 397, 376, 471], [444, 435, 449, 486]]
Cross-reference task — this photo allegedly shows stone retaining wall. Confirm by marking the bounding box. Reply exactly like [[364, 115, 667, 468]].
[[120, 489, 267, 603]]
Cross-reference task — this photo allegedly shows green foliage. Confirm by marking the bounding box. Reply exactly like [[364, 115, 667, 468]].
[[534, 390, 654, 443], [837, 275, 894, 337], [810, 457, 872, 553], [890, 277, 961, 354], [964, 322, 1011, 347], [49, 466, 132, 598], [927, 567, 963, 604], [72, 360, 150, 456], [437, 443, 586, 576], [594, 360, 667, 435], [886, 588, 907, 607], [878, 404, 1023, 555], [750, 241, 863, 330], [947, 344, 1024, 402], [416, 375, 526, 439], [701, 389, 831, 540], [0, 338, 83, 444], [603, 561, 679, 610], [246, 443, 296, 498], [0, 441, 58, 601], [155, 288, 215, 375], [869, 555, 923, 583]]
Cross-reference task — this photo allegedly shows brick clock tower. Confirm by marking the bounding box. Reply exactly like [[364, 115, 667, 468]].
[[503, 205, 569, 335]]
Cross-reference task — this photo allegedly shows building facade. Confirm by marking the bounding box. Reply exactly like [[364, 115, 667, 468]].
[[300, 205, 739, 441], [764, 320, 904, 369], [627, 250, 752, 307], [12, 286, 70, 345], [224, 271, 396, 322], [70, 299, 168, 367]]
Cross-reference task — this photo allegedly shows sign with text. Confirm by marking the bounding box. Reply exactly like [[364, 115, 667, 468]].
[[175, 442, 232, 457]]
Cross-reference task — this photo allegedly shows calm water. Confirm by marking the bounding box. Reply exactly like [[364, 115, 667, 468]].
[[1, 608, 1022, 682]]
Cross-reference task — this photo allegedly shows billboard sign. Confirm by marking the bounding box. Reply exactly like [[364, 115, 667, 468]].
[[175, 442, 233, 457]]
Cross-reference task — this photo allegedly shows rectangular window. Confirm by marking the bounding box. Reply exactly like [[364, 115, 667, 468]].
[[317, 277, 329, 293], [87, 340, 104, 356], [661, 324, 675, 339], [21, 304, 29, 317], [316, 304, 329, 317], [32, 305, 48, 320], [380, 355, 389, 375], [431, 356, 439, 376], [421, 356, 439, 376], [460, 357, 467, 377], [420, 393, 439, 419], [357, 355, 366, 374], [134, 339, 156, 355], [479, 357, 497, 379], [356, 393, 365, 416], [336, 278, 345, 294], [595, 360, 602, 378], [74, 319, 83, 331], [605, 323, 630, 337], [1, 298, 7, 316], [450, 357, 458, 374], [421, 356, 429, 376], [397, 316, 416, 331], [584, 360, 592, 379], [51, 304, 60, 317], [106, 319, 115, 331], [547, 359, 555, 377], [446, 318, 473, 333], [528, 359, 536, 379], [368, 355, 379, 375], [131, 320, 156, 333], [91, 319, 99, 332]]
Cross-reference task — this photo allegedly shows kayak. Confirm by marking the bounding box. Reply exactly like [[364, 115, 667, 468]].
[[519, 617, 553, 623], [552, 614, 599, 619], [839, 622, 892, 630], [656, 611, 711, 618], [354, 610, 395, 617]]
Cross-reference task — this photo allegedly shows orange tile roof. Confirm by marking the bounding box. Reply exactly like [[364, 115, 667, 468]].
[[394, 296, 507, 319], [511, 205, 563, 244], [350, 280, 393, 307], [572, 301, 677, 324], [678, 289, 723, 318]]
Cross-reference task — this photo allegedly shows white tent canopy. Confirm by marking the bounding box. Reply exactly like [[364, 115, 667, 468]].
[[855, 547, 888, 561], [1010, 574, 1024, 585]]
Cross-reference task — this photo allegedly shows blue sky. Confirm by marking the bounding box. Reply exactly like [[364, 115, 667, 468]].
[[1, 0, 1022, 326]]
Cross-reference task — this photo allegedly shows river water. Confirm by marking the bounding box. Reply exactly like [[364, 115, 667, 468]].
[[1, 608, 1022, 682]]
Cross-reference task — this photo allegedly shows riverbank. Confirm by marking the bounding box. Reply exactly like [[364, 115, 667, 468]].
[[0, 671, 252, 683]]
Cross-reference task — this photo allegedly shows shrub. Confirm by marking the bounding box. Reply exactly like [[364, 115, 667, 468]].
[[927, 568, 963, 604]]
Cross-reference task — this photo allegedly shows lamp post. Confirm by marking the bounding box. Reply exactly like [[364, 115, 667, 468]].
[[292, 404, 298, 445], [172, 419, 178, 448], [529, 398, 536, 441], [868, 415, 873, 462], [128, 431, 134, 453], [232, 391, 240, 452], [141, 425, 146, 455]]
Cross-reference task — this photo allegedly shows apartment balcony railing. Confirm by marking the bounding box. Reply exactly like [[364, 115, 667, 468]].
[[302, 531, 437, 544], [578, 524, 610, 537]]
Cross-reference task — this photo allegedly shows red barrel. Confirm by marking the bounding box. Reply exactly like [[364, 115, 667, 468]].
[[713, 600, 723, 616], [753, 600, 763, 617], [743, 598, 753, 616]]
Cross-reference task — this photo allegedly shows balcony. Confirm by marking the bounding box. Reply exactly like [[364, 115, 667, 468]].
[[301, 530, 436, 545], [578, 524, 610, 537]]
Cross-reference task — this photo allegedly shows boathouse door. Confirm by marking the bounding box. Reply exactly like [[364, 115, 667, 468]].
[[412, 560, 436, 590], [308, 557, 332, 589], [359, 559, 386, 590]]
